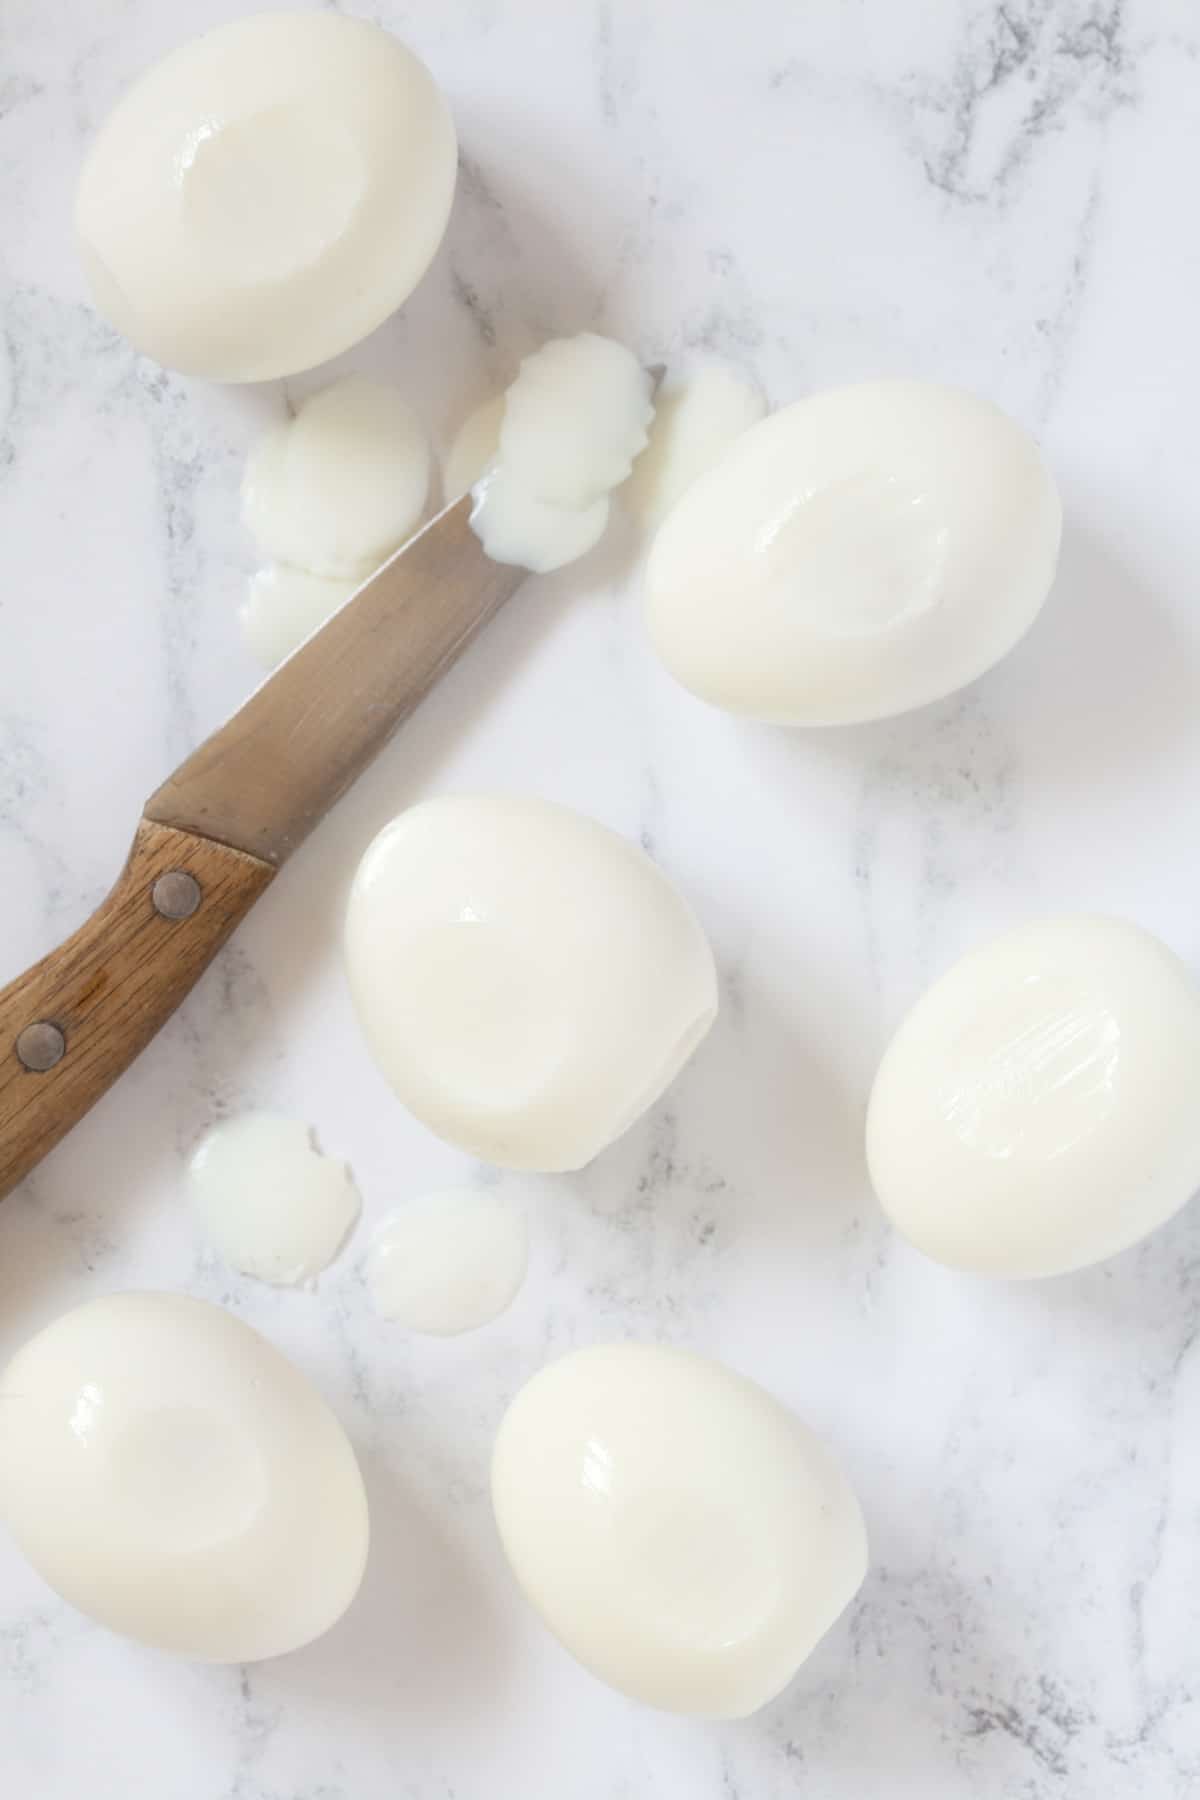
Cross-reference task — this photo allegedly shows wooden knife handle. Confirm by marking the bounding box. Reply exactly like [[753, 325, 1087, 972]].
[[0, 818, 275, 1200]]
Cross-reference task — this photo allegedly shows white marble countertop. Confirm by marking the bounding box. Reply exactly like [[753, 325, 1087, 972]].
[[3, 0, 1200, 1794]]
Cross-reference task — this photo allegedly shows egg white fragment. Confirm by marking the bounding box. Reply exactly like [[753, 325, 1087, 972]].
[[344, 795, 717, 1171], [76, 12, 457, 381], [0, 1294, 368, 1662], [645, 379, 1062, 726], [190, 1113, 361, 1286], [867, 916, 1200, 1278], [625, 358, 765, 529], [492, 1344, 868, 1717], [242, 377, 430, 579], [240, 565, 357, 669], [469, 471, 611, 573], [367, 1188, 529, 1334], [443, 394, 506, 499], [470, 334, 654, 573]]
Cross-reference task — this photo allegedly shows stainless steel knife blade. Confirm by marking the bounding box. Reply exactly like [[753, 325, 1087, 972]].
[[144, 494, 523, 865]]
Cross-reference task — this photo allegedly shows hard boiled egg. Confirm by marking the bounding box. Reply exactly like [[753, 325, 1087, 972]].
[[491, 1344, 868, 1717], [76, 13, 456, 381], [867, 916, 1200, 1277], [0, 1293, 368, 1660], [344, 796, 717, 1171], [644, 380, 1062, 725]]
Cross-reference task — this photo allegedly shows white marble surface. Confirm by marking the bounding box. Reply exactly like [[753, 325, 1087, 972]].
[[2, 0, 1200, 1793]]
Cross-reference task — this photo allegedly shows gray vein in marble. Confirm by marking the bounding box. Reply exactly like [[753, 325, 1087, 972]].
[[914, 0, 1132, 207], [758, 0, 1135, 425], [443, 152, 523, 368], [594, 0, 619, 126], [0, 713, 49, 817], [449, 267, 498, 350], [568, 1104, 731, 1334], [0, 1605, 63, 1697], [591, 0, 651, 132], [1033, 165, 1102, 420], [135, 362, 210, 761], [0, 74, 44, 124], [963, 1676, 1088, 1779], [456, 150, 506, 219], [42, 1193, 121, 1275], [339, 0, 501, 42], [228, 1665, 284, 1800], [854, 693, 1021, 999], [680, 247, 769, 357], [0, 285, 208, 785], [0, 716, 80, 930], [1, 285, 128, 431], [689, 301, 769, 356], [168, 939, 280, 1140], [637, 760, 663, 857]]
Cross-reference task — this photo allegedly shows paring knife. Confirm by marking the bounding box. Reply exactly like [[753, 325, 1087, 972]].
[[0, 494, 524, 1200]]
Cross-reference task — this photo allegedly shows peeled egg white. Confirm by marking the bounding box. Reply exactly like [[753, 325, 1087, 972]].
[[242, 377, 430, 579], [344, 795, 718, 1171], [190, 1114, 361, 1286], [624, 358, 765, 529], [470, 469, 610, 575], [240, 565, 357, 669], [645, 380, 1062, 726], [0, 1293, 368, 1661], [491, 1344, 868, 1717], [367, 1188, 529, 1334], [443, 394, 506, 499], [76, 13, 456, 381], [867, 916, 1200, 1278], [498, 334, 654, 507], [471, 334, 654, 573]]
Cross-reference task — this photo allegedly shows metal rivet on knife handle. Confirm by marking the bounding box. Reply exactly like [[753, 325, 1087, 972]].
[[15, 1022, 66, 1073], [152, 870, 202, 920]]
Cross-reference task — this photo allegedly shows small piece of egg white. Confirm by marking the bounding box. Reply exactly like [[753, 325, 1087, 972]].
[[470, 469, 611, 575], [443, 394, 506, 500], [366, 1188, 530, 1334], [242, 376, 430, 579], [624, 358, 765, 530], [189, 1113, 361, 1287], [470, 334, 654, 574], [497, 334, 654, 507], [240, 565, 357, 669]]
